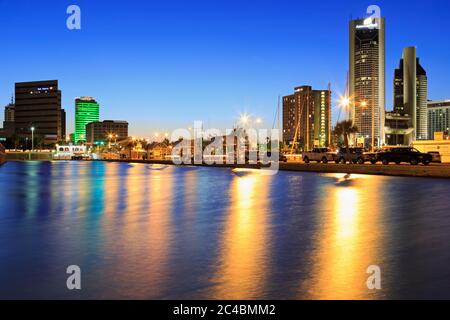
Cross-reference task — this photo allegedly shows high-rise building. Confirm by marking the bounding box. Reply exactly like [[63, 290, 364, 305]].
[[283, 86, 331, 150], [427, 100, 450, 139], [349, 16, 385, 148], [393, 47, 428, 141], [14, 80, 65, 143], [61, 109, 66, 141], [74, 97, 100, 143], [1, 103, 15, 138], [86, 120, 129, 145]]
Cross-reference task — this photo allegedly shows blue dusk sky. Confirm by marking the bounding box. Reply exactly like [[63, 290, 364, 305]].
[[0, 0, 449, 137]]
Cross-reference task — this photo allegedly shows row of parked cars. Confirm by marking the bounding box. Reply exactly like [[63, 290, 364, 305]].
[[301, 147, 440, 166]]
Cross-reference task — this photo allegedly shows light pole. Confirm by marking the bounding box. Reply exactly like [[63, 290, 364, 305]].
[[30, 127, 35, 160]]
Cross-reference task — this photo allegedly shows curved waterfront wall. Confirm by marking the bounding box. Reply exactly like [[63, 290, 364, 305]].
[[0, 143, 5, 165]]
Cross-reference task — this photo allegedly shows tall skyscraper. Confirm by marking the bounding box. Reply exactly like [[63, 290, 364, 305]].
[[349, 16, 385, 148], [393, 47, 428, 140], [14, 80, 65, 143], [283, 85, 331, 150], [74, 97, 100, 143]]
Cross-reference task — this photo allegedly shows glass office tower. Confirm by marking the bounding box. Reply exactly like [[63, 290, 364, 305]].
[[349, 17, 386, 148], [74, 97, 100, 143]]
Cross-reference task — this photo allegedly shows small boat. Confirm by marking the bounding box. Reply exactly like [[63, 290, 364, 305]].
[[0, 143, 6, 166]]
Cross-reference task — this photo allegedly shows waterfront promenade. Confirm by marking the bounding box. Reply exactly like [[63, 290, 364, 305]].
[[3, 151, 450, 178]]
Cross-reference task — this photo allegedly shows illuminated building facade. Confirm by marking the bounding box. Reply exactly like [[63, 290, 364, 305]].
[[14, 80, 65, 143], [85, 120, 128, 145], [1, 103, 15, 138], [349, 17, 385, 148], [428, 100, 450, 139], [393, 47, 428, 141], [74, 97, 100, 143], [283, 86, 331, 150]]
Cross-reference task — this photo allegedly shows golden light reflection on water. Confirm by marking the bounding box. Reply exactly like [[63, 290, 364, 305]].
[[304, 174, 385, 300], [103, 163, 120, 216], [139, 168, 174, 297], [98, 164, 175, 298], [211, 170, 272, 299], [182, 170, 198, 226]]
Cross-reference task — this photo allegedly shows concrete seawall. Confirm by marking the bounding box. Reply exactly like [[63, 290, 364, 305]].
[[6, 152, 53, 161], [279, 163, 450, 179]]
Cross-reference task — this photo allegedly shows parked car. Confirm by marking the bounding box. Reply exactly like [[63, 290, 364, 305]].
[[428, 151, 442, 163], [302, 148, 335, 164], [362, 150, 379, 164], [376, 147, 432, 165], [333, 147, 365, 164]]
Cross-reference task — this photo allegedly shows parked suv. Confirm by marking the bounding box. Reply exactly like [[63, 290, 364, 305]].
[[376, 147, 432, 165], [302, 148, 335, 164], [334, 148, 365, 164]]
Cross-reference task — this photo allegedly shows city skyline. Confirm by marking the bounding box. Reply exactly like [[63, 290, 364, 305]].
[[1, 0, 450, 137], [2, 1, 450, 304]]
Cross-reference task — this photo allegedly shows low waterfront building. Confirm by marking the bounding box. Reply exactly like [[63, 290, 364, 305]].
[[53, 144, 88, 160], [413, 139, 450, 163], [85, 120, 128, 146], [384, 112, 414, 146], [147, 142, 172, 160]]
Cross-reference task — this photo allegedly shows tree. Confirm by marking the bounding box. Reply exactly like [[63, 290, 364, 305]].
[[11, 134, 21, 150], [34, 134, 45, 150], [333, 120, 358, 149]]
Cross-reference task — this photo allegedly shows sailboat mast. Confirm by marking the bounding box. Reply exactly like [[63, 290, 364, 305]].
[[278, 95, 281, 143], [328, 82, 331, 147]]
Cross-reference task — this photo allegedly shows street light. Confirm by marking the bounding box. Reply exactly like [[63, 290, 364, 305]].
[[108, 134, 113, 148], [30, 127, 35, 160], [240, 114, 249, 125], [338, 96, 350, 109]]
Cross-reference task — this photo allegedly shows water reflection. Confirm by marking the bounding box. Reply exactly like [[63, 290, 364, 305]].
[[304, 174, 385, 299], [212, 170, 272, 299], [1, 163, 450, 299]]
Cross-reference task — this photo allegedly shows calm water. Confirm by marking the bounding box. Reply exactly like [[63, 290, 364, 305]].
[[0, 161, 449, 299]]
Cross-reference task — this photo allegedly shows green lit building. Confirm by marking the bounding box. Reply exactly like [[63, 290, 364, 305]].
[[74, 97, 100, 143]]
